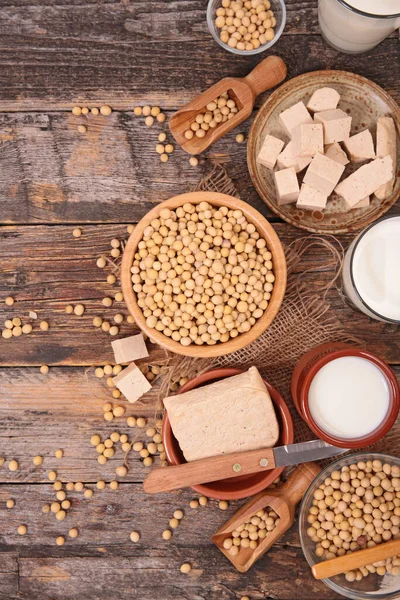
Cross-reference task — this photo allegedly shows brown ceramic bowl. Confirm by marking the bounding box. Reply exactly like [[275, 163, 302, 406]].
[[297, 348, 400, 449], [162, 367, 294, 500], [120, 191, 286, 358], [290, 342, 353, 416], [247, 70, 400, 234]]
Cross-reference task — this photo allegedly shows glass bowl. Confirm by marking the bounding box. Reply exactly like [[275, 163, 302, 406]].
[[206, 0, 286, 56], [299, 452, 400, 600]]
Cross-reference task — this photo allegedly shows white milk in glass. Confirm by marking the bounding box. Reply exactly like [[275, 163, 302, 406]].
[[342, 216, 400, 323], [309, 356, 390, 439], [318, 0, 400, 53]]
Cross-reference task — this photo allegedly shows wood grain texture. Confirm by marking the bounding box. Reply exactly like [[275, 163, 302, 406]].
[[0, 0, 399, 597], [0, 366, 398, 486], [0, 4, 398, 224], [0, 1, 398, 109], [1, 223, 400, 366], [0, 485, 340, 600]]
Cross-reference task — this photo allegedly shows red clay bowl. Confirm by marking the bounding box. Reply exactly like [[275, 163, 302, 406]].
[[299, 348, 400, 449], [162, 367, 294, 500]]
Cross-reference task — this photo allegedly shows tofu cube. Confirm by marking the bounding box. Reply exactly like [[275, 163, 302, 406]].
[[343, 129, 375, 163], [276, 141, 312, 173], [111, 333, 149, 364], [113, 362, 152, 404], [279, 101, 313, 136], [345, 196, 370, 210], [325, 142, 349, 166], [335, 155, 393, 207], [303, 152, 345, 196], [296, 184, 328, 211], [292, 123, 324, 157], [314, 109, 352, 144], [307, 87, 340, 113], [273, 167, 299, 205], [375, 117, 396, 200], [257, 134, 285, 170]]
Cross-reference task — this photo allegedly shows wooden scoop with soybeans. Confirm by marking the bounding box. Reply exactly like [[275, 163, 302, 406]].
[[212, 462, 321, 572], [169, 55, 287, 154]]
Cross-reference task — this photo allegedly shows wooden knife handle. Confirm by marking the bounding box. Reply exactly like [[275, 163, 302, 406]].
[[312, 539, 400, 580], [143, 447, 276, 494], [244, 55, 287, 98]]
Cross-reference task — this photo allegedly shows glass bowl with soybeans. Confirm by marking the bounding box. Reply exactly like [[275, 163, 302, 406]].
[[120, 191, 286, 358], [207, 0, 286, 55], [299, 452, 400, 600]]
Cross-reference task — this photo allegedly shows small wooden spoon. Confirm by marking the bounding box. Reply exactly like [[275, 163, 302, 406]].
[[312, 539, 400, 580], [169, 55, 287, 155], [211, 462, 321, 572]]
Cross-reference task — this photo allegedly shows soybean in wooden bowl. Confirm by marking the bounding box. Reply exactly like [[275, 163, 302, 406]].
[[120, 191, 287, 358]]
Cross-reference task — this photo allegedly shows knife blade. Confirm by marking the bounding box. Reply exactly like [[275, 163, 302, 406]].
[[143, 440, 349, 494]]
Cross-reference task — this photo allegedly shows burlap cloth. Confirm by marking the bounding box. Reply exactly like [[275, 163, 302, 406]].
[[150, 165, 400, 458]]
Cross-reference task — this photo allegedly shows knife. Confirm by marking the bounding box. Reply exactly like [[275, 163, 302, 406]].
[[143, 440, 349, 494]]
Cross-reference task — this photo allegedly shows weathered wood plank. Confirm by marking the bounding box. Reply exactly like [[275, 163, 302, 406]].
[[0, 553, 18, 600], [0, 366, 165, 483], [0, 111, 270, 223], [0, 1, 398, 109], [0, 365, 399, 484], [0, 36, 398, 109], [1, 223, 399, 366], [16, 547, 339, 600], [0, 483, 339, 599]]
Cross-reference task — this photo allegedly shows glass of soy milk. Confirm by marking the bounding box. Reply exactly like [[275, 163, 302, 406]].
[[318, 0, 400, 54], [342, 216, 400, 324]]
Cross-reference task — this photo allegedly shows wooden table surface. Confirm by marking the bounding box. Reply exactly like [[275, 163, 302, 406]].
[[0, 1, 399, 598]]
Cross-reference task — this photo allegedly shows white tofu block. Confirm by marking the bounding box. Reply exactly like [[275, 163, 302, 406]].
[[296, 183, 328, 211], [335, 156, 393, 207], [277, 141, 312, 173], [345, 196, 370, 210], [257, 134, 285, 170], [307, 87, 340, 113], [163, 367, 279, 462], [292, 123, 324, 157], [279, 101, 313, 136], [111, 333, 149, 364], [113, 362, 152, 404], [273, 167, 300, 205], [314, 109, 352, 144], [375, 117, 397, 200], [303, 152, 345, 196], [325, 142, 349, 166], [343, 129, 375, 163]]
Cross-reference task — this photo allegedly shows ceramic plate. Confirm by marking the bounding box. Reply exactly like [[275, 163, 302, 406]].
[[247, 70, 400, 234]]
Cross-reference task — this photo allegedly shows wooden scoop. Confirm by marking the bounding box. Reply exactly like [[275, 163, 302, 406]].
[[169, 55, 287, 155], [312, 539, 400, 580], [211, 462, 321, 573]]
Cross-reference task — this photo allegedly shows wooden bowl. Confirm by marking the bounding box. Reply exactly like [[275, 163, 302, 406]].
[[120, 191, 286, 358], [162, 368, 294, 500], [247, 70, 400, 234]]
